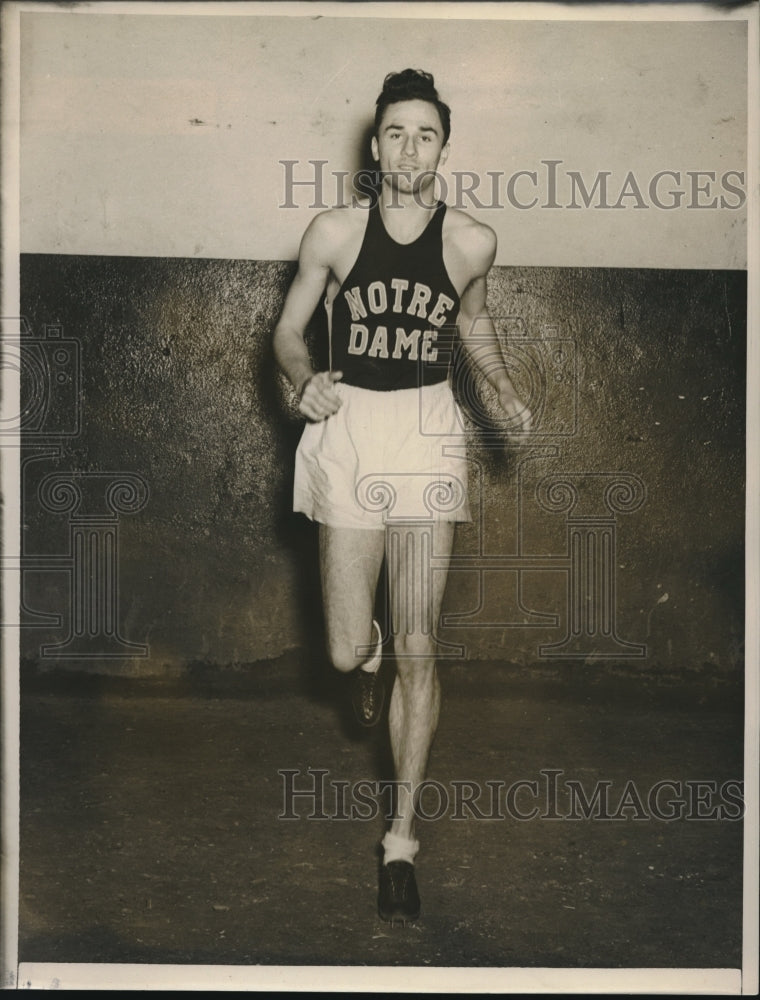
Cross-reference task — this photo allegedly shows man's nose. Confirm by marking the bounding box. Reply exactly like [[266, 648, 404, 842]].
[[403, 134, 416, 156]]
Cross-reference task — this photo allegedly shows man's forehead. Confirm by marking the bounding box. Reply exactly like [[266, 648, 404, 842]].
[[379, 99, 444, 132]]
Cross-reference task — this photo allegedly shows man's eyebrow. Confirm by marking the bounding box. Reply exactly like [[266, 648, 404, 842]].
[[383, 122, 440, 134]]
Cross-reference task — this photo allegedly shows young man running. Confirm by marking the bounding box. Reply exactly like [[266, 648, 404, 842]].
[[274, 69, 531, 924]]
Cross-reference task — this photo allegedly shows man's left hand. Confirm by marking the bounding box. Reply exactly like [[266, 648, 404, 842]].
[[497, 387, 532, 434]]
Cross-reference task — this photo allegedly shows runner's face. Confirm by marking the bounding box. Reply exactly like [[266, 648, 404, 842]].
[[371, 99, 449, 198]]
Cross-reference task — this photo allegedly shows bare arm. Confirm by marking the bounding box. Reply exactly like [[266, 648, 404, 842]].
[[273, 214, 343, 421], [456, 226, 532, 433]]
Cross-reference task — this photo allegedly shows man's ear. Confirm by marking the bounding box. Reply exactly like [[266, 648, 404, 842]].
[[439, 142, 450, 168], [371, 135, 379, 162]]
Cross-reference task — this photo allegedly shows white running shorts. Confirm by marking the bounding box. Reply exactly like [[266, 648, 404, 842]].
[[293, 380, 470, 530]]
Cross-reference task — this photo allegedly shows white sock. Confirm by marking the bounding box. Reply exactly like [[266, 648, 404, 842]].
[[382, 830, 420, 866], [359, 620, 382, 674]]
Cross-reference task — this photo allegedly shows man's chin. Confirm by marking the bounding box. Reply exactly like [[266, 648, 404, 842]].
[[383, 175, 440, 204]]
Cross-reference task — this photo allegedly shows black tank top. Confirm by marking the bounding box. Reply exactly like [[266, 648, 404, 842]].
[[328, 201, 460, 391]]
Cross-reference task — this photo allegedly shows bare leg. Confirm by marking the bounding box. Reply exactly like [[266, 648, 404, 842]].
[[319, 524, 385, 672], [385, 520, 456, 843]]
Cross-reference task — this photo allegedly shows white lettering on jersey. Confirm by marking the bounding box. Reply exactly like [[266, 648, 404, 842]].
[[348, 323, 369, 355], [367, 281, 388, 314], [421, 329, 439, 362], [407, 282, 432, 319], [344, 287, 367, 322], [392, 328, 421, 361], [368, 326, 389, 358], [428, 293, 455, 328], [390, 278, 409, 312]]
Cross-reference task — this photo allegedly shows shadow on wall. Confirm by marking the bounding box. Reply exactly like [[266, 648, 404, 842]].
[[17, 257, 745, 676]]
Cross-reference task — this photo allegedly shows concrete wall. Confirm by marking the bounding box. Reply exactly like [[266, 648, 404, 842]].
[[19, 10, 747, 268], [19, 256, 745, 676]]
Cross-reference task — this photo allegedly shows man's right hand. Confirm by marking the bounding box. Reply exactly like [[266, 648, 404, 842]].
[[298, 370, 344, 422]]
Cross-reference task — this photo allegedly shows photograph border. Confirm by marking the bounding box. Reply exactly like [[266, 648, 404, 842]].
[[2, 1, 757, 992]]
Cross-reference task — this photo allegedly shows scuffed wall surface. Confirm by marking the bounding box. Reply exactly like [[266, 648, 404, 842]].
[[21, 13, 747, 269], [18, 256, 745, 675]]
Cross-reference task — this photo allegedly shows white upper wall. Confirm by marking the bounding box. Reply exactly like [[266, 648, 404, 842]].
[[19, 9, 748, 268]]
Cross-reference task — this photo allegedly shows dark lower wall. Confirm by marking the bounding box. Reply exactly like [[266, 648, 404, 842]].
[[18, 256, 745, 676]]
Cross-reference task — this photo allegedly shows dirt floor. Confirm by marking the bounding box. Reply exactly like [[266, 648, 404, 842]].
[[18, 656, 744, 974]]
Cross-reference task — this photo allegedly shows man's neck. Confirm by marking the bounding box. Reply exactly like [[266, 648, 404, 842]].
[[378, 185, 439, 243]]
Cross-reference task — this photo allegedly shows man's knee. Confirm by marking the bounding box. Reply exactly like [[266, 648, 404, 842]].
[[393, 631, 436, 664], [327, 637, 363, 674]]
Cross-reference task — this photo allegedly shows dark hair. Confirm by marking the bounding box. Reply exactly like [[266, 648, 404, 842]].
[[374, 69, 451, 144]]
